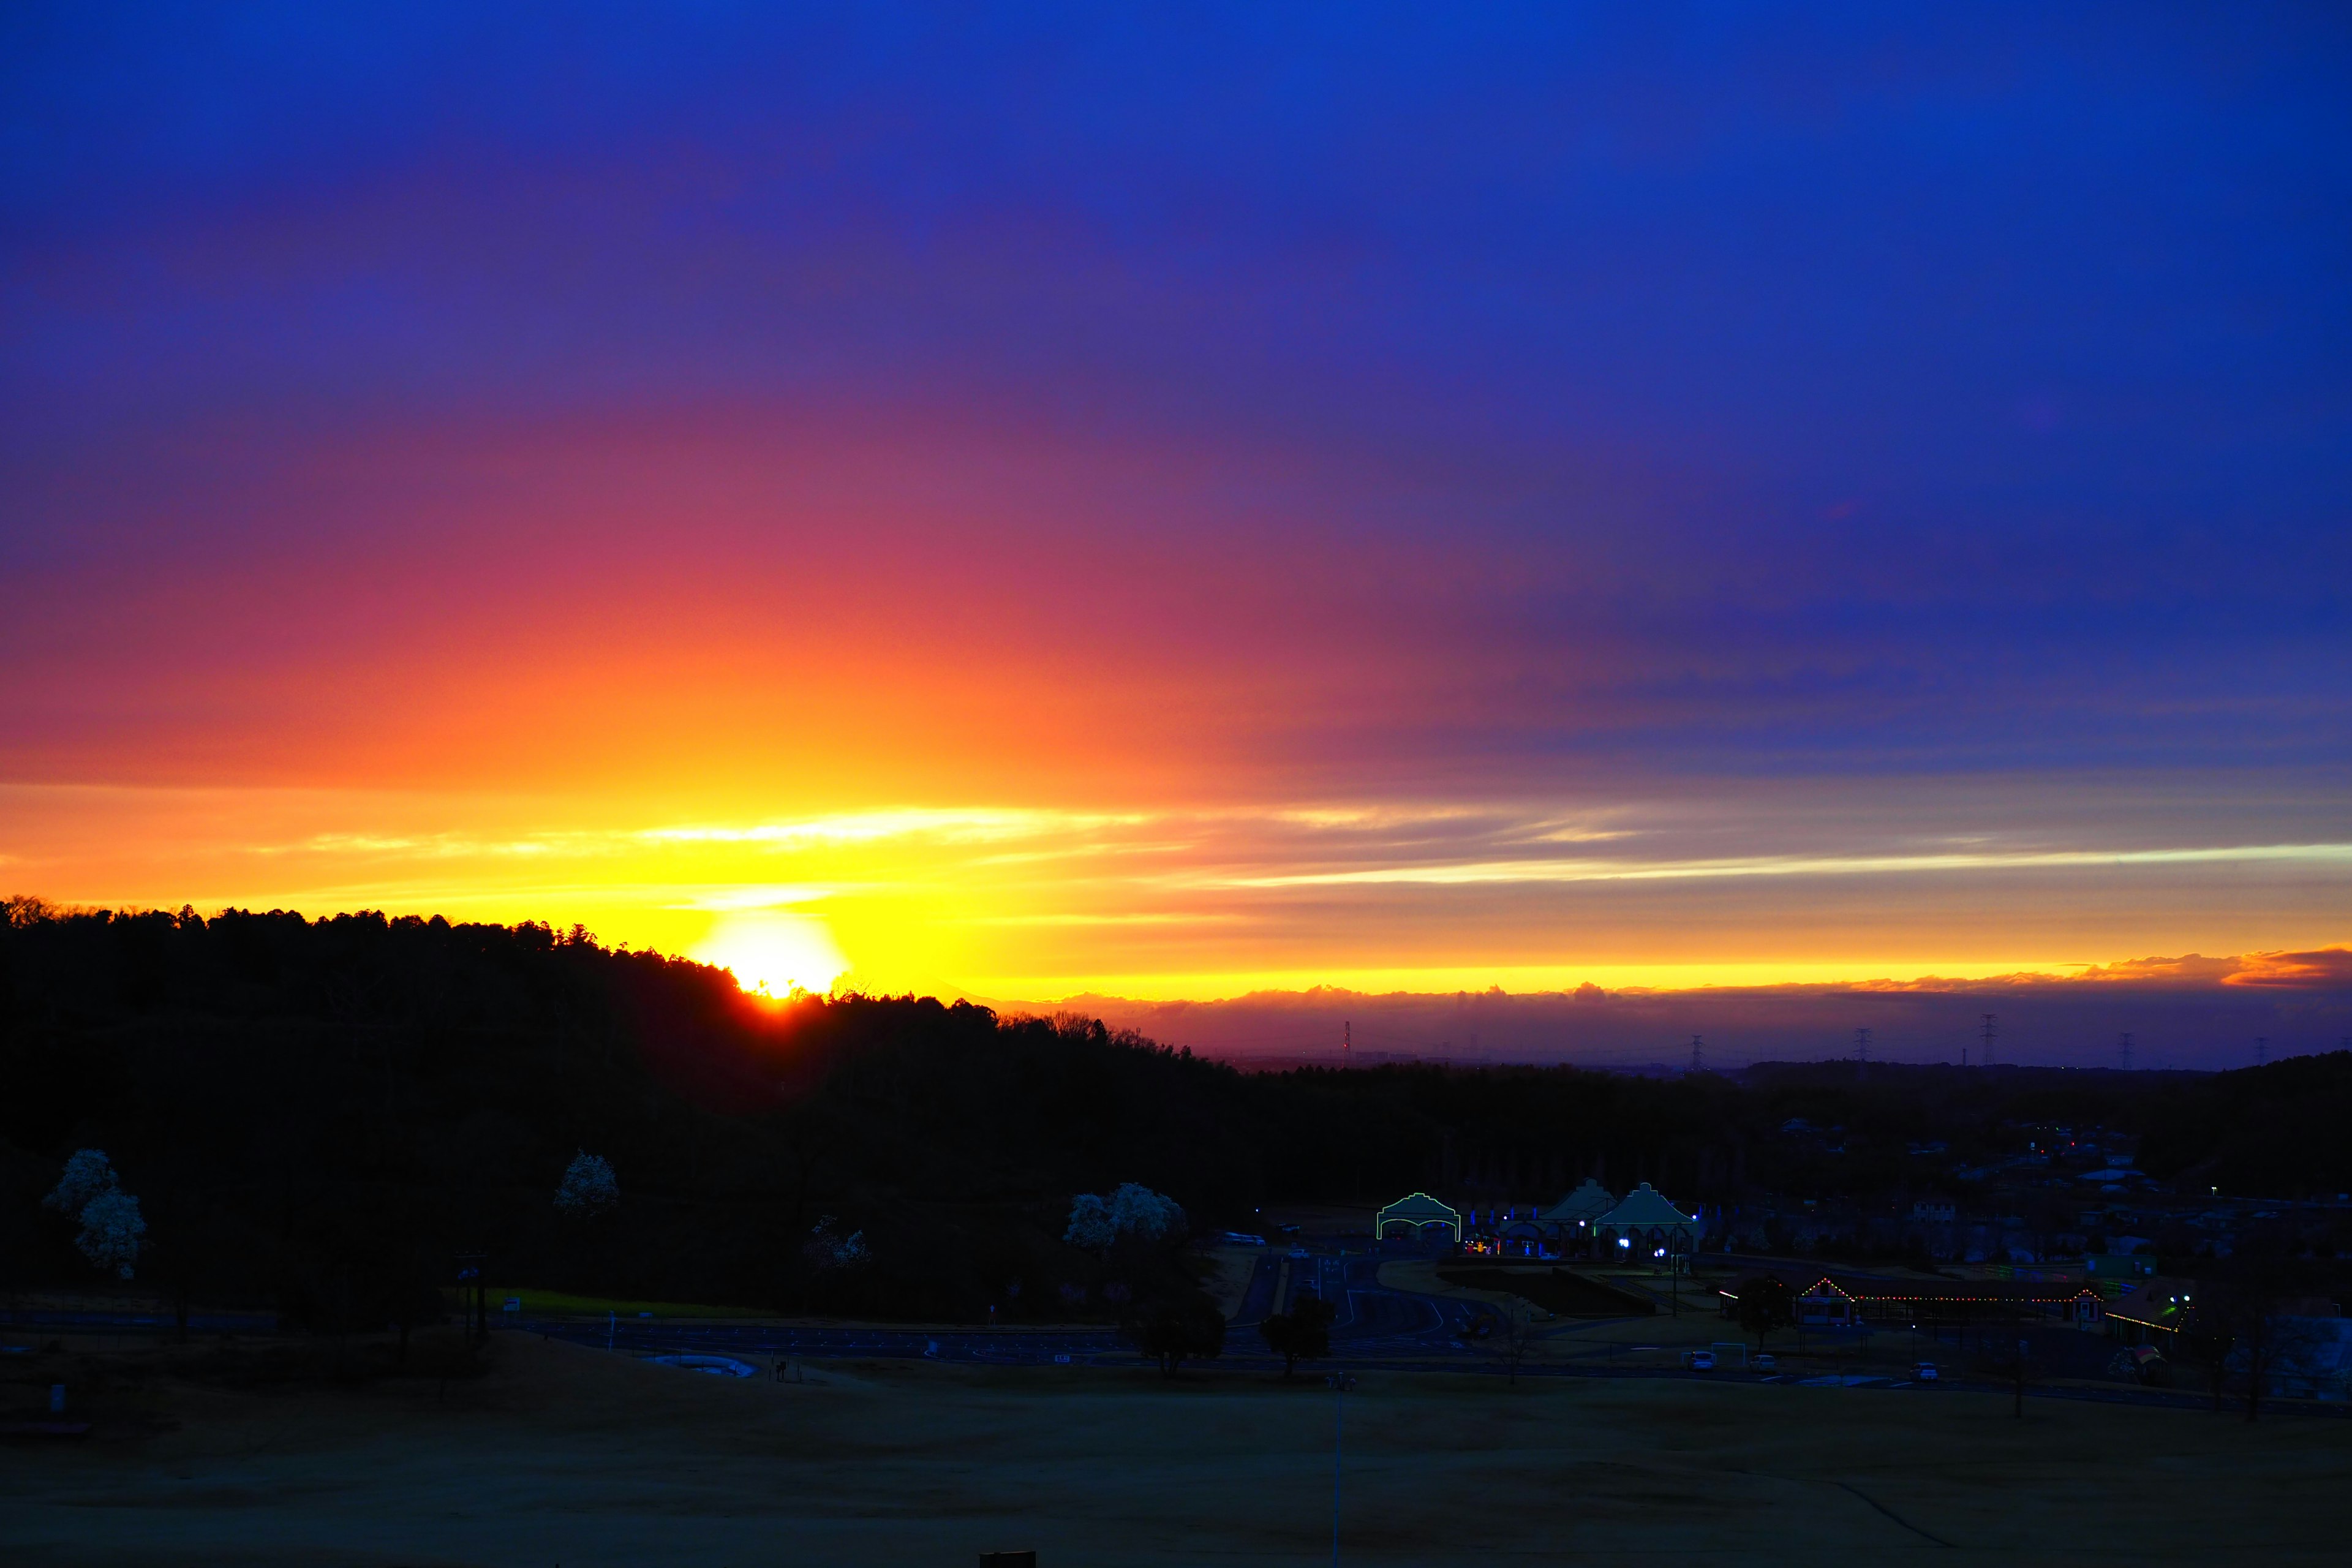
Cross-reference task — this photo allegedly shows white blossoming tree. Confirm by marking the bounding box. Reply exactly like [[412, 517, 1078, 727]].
[[804, 1214, 870, 1270], [1109, 1182, 1185, 1241], [1065, 1183, 1185, 1251], [44, 1148, 119, 1216], [554, 1151, 619, 1218], [796, 1214, 870, 1312], [76, 1190, 148, 1280], [45, 1148, 146, 1280], [1062, 1193, 1116, 1250]]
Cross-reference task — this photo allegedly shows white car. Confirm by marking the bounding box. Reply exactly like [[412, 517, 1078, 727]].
[[1913, 1362, 1939, 1382], [1752, 1353, 1777, 1371]]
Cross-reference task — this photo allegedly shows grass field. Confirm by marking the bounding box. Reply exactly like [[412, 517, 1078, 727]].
[[5, 1332, 2350, 1565], [1436, 1264, 1660, 1317]]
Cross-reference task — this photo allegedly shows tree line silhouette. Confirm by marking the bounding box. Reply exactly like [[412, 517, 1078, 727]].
[[4, 900, 2345, 1331]]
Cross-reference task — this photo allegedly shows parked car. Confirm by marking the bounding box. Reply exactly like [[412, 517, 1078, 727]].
[[1752, 1354, 1776, 1370], [1684, 1350, 1717, 1371], [1913, 1362, 1940, 1382]]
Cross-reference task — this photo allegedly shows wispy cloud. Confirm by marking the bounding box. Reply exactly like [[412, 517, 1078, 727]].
[[631, 809, 1145, 848], [1206, 842, 2352, 889], [667, 885, 834, 911]]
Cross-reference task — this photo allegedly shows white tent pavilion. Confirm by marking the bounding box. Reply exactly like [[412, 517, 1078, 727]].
[[1376, 1191, 1462, 1242], [1592, 1182, 1700, 1257]]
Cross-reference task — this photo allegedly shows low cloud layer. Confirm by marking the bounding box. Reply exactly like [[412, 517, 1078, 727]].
[[1038, 948, 2352, 1072]]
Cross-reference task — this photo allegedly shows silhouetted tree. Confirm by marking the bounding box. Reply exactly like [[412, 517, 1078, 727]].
[[2200, 1265, 2328, 1422], [1126, 1290, 1226, 1377], [1496, 1300, 1542, 1384], [1260, 1293, 1334, 1378], [1735, 1275, 1794, 1353]]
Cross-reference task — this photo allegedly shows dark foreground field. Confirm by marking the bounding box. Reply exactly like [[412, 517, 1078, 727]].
[[6, 1335, 2350, 1566]]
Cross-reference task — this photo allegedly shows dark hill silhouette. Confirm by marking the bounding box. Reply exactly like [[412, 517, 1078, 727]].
[[4, 900, 2335, 1327]]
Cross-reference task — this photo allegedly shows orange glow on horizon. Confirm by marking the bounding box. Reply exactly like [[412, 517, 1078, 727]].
[[4, 780, 2346, 1006]]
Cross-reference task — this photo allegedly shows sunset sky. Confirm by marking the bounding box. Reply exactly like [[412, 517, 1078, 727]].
[[4, 6, 2348, 1006]]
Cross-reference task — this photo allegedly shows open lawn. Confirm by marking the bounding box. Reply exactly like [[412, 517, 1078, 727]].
[[1435, 1264, 1660, 1318], [5, 1334, 2349, 1564]]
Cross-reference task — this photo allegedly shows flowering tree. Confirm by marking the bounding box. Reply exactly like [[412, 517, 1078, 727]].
[[554, 1151, 619, 1218], [45, 1148, 119, 1216], [1063, 1193, 1117, 1250], [45, 1152, 145, 1280], [1065, 1183, 1185, 1250], [1109, 1183, 1185, 1241], [75, 1190, 147, 1280], [804, 1214, 870, 1270]]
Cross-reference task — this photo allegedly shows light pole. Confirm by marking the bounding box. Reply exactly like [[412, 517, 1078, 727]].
[[1326, 1371, 1358, 1566]]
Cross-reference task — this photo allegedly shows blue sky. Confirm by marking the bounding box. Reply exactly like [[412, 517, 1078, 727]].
[[2, 4, 2348, 1008]]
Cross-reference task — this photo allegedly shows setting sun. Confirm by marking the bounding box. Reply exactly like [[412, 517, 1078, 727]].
[[691, 910, 849, 997]]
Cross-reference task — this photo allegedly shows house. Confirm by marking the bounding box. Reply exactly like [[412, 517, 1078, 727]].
[[1592, 1183, 1701, 1259], [2103, 1278, 2199, 1348], [1793, 1274, 2106, 1328], [1376, 1191, 1461, 1243]]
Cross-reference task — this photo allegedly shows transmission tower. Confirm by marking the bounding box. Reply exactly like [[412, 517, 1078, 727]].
[[1979, 1013, 1999, 1068], [1689, 1035, 1705, 1073], [1853, 1027, 1872, 1063], [1343, 1020, 1351, 1068], [2118, 1032, 2133, 1072], [2256, 1036, 2267, 1066]]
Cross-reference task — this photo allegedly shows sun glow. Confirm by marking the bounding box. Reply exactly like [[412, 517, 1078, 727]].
[[692, 910, 849, 997]]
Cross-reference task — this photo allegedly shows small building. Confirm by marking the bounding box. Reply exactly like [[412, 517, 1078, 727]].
[[1592, 1183, 1701, 1259], [1377, 1191, 1461, 1243]]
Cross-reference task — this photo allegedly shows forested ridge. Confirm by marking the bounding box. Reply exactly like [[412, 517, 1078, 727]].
[[2, 902, 2341, 1325]]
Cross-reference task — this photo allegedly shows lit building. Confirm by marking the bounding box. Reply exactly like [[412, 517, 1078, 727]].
[[1591, 1183, 1700, 1260]]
